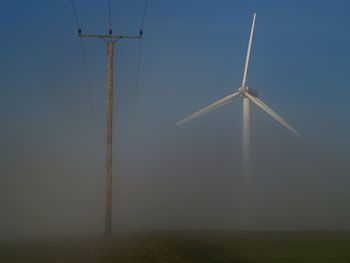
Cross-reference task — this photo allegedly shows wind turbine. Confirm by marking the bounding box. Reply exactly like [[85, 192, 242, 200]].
[[177, 13, 301, 171]]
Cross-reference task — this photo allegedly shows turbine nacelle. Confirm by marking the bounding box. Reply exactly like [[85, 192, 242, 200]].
[[238, 86, 258, 98], [238, 86, 247, 96]]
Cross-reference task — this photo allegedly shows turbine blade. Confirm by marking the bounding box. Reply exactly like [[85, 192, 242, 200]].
[[177, 92, 239, 125], [241, 12, 256, 87], [245, 93, 301, 138]]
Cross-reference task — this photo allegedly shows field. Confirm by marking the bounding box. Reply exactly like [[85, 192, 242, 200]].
[[1, 231, 350, 262]]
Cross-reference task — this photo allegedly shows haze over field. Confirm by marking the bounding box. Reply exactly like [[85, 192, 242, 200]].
[[1, 0, 350, 239]]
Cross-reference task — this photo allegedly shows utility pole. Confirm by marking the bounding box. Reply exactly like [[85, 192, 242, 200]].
[[79, 32, 142, 234]]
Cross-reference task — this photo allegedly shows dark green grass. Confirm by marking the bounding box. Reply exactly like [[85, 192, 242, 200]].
[[1, 231, 350, 262]]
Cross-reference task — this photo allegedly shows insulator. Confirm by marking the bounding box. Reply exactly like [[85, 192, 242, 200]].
[[109, 29, 112, 35], [139, 30, 143, 36], [78, 28, 82, 35]]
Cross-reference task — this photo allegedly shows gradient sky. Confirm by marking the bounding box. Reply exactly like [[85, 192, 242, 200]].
[[1, 0, 350, 238]]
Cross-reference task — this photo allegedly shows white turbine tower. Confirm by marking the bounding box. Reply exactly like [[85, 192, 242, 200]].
[[177, 13, 301, 173]]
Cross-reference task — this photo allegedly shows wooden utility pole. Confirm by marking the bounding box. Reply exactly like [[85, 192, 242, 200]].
[[79, 33, 142, 234], [105, 41, 113, 234]]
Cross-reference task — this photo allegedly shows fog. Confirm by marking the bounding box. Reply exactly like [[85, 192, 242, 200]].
[[1, 0, 350, 239]]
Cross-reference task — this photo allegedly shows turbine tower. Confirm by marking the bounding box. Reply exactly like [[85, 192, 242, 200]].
[[177, 13, 301, 173]]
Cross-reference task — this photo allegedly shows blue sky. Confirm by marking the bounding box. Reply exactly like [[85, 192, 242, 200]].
[[1, 1, 350, 237]]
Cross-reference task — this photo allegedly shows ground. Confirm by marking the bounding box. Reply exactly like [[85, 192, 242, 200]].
[[1, 231, 350, 262]]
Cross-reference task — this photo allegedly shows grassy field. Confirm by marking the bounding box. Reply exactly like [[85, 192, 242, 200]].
[[1, 231, 350, 262]]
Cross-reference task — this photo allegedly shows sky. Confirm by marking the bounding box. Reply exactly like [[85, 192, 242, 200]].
[[1, 0, 350, 238]]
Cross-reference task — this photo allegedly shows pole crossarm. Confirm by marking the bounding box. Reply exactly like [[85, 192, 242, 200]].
[[79, 34, 142, 42]]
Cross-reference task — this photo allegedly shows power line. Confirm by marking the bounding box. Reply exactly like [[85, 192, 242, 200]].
[[140, 0, 149, 32], [130, 0, 149, 141], [69, 0, 95, 117], [79, 38, 95, 117], [130, 40, 144, 139], [108, 0, 112, 34], [69, 0, 81, 30]]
